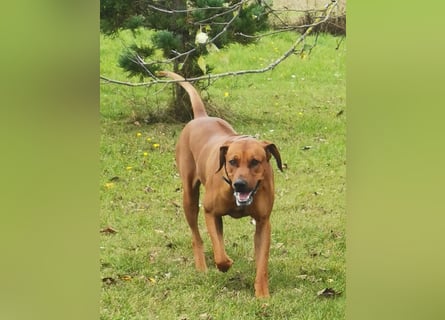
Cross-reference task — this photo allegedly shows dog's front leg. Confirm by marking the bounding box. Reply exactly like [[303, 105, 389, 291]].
[[204, 213, 233, 272], [254, 217, 271, 298]]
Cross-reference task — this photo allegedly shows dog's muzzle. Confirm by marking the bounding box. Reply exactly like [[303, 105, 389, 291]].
[[233, 179, 260, 207]]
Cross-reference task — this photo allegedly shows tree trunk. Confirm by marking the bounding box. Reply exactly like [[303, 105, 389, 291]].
[[171, 0, 194, 122], [171, 78, 194, 122]]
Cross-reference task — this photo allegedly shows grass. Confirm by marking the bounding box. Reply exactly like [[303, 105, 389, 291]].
[[100, 29, 346, 319]]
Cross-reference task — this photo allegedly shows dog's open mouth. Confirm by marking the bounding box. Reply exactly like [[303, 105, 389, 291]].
[[234, 190, 254, 206], [232, 180, 261, 207]]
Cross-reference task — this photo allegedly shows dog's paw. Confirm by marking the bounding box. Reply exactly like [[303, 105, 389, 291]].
[[216, 258, 233, 273], [255, 287, 270, 298], [255, 281, 270, 298]]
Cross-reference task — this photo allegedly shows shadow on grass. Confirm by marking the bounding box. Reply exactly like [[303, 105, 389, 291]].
[[103, 96, 263, 127]]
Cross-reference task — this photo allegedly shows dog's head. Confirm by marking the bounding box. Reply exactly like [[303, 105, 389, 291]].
[[217, 137, 282, 206]]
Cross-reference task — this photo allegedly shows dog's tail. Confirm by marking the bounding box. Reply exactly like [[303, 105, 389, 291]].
[[157, 71, 207, 118]]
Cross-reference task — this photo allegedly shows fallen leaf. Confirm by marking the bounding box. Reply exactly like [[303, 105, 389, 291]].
[[120, 275, 132, 281], [310, 251, 320, 257], [100, 226, 118, 234], [199, 312, 212, 320], [171, 201, 181, 208], [330, 230, 343, 239], [166, 242, 176, 249], [275, 242, 285, 249], [147, 277, 156, 283], [102, 277, 116, 285], [317, 288, 342, 298]]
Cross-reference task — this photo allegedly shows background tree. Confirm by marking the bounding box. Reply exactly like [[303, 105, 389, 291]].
[[101, 0, 270, 121], [100, 0, 343, 121]]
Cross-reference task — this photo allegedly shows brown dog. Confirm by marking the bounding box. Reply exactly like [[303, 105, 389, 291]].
[[159, 71, 282, 298]]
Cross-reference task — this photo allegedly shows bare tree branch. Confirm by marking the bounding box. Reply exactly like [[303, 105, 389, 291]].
[[195, 4, 240, 25], [100, 1, 339, 87], [235, 11, 340, 40], [147, 0, 247, 14]]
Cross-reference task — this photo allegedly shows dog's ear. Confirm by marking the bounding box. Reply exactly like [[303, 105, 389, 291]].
[[216, 145, 229, 173], [263, 142, 283, 172]]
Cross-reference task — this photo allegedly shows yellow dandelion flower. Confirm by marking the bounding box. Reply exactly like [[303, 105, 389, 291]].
[[298, 112, 304, 116], [146, 137, 152, 142], [126, 166, 133, 170], [136, 132, 142, 137], [153, 143, 160, 148], [104, 182, 114, 189], [143, 152, 148, 157], [224, 92, 229, 97]]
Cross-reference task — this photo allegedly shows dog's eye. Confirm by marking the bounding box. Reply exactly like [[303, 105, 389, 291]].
[[228, 159, 238, 166], [250, 159, 260, 167]]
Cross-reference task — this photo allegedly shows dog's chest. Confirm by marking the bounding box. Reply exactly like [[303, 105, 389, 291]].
[[226, 206, 251, 219]]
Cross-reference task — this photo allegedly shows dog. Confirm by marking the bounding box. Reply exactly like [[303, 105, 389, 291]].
[[158, 71, 282, 298]]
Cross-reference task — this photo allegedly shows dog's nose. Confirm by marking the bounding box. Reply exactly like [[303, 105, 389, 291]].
[[233, 179, 248, 192]]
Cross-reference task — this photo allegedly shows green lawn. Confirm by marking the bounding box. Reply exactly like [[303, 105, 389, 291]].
[[100, 29, 346, 319]]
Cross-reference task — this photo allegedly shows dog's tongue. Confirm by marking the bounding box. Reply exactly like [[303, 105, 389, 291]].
[[238, 192, 250, 201], [234, 191, 253, 206]]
